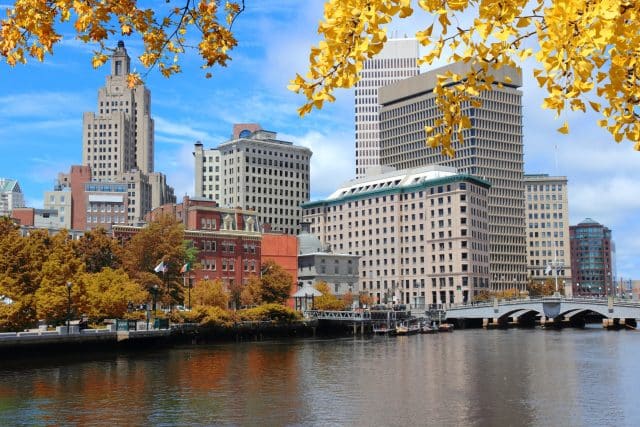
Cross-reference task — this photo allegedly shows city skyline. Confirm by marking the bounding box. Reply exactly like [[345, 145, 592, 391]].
[[0, 2, 639, 278]]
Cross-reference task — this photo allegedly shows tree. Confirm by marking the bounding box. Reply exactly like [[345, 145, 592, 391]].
[[74, 227, 122, 273], [527, 278, 561, 297], [260, 260, 293, 305], [240, 275, 263, 307], [35, 231, 85, 324], [121, 214, 186, 307], [191, 279, 229, 309], [290, 0, 640, 151], [314, 281, 347, 311], [0, 1, 245, 84], [358, 292, 375, 308], [81, 268, 147, 321]]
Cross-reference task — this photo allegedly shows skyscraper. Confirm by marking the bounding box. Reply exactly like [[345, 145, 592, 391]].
[[524, 174, 571, 286], [378, 63, 527, 291], [354, 38, 419, 178], [570, 218, 614, 296], [82, 41, 154, 178]]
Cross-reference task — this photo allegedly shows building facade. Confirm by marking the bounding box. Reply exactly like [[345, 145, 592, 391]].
[[80, 41, 173, 216], [0, 178, 25, 216], [297, 224, 360, 297], [82, 41, 154, 177], [123, 196, 263, 288], [524, 174, 571, 285], [355, 38, 419, 178], [378, 63, 527, 291], [570, 218, 614, 296], [193, 124, 312, 235], [302, 166, 491, 307]]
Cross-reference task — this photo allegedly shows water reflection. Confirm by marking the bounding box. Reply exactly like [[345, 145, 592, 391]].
[[1, 329, 639, 426]]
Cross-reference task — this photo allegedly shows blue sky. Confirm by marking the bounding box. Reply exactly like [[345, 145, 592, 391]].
[[1, 1, 639, 279]]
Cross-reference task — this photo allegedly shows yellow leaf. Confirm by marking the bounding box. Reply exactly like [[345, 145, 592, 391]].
[[557, 122, 569, 134]]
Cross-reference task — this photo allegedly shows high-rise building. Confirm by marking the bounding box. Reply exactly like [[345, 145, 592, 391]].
[[524, 174, 571, 285], [570, 218, 614, 296], [82, 41, 154, 178], [302, 165, 491, 307], [193, 124, 312, 235], [0, 178, 25, 216], [44, 40, 176, 230], [354, 38, 419, 178], [378, 63, 526, 291]]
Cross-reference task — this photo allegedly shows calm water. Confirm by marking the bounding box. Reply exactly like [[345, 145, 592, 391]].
[[1, 328, 638, 426]]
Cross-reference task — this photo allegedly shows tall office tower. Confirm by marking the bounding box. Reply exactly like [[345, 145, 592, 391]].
[[193, 124, 312, 235], [82, 41, 154, 179], [570, 219, 614, 296], [378, 63, 527, 291], [0, 178, 25, 216], [523, 174, 571, 287], [302, 165, 491, 307], [354, 38, 419, 178]]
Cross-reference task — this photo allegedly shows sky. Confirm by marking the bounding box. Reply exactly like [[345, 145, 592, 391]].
[[0, 1, 639, 279]]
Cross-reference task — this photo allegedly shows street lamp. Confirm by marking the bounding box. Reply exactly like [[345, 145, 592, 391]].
[[151, 284, 159, 328], [66, 281, 72, 334]]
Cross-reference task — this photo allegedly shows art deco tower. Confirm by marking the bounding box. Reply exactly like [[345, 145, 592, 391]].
[[82, 41, 154, 179]]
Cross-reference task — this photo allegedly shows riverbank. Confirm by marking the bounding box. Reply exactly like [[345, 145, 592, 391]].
[[0, 320, 324, 359]]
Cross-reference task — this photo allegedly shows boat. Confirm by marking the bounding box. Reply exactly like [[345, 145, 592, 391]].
[[407, 323, 421, 335], [395, 324, 409, 335], [420, 324, 437, 334], [373, 324, 394, 335], [438, 323, 454, 332]]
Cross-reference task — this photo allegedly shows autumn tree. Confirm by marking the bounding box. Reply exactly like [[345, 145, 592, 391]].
[[527, 278, 561, 297], [0, 0, 244, 84], [191, 279, 229, 309], [81, 268, 147, 321], [121, 214, 186, 307], [240, 275, 263, 308], [0, 222, 67, 329], [260, 260, 293, 305], [290, 0, 640, 152], [358, 292, 375, 308], [35, 230, 85, 325], [314, 281, 347, 311], [74, 227, 122, 273]]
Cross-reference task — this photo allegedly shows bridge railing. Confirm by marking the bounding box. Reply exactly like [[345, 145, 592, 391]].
[[447, 296, 640, 311], [305, 310, 372, 321]]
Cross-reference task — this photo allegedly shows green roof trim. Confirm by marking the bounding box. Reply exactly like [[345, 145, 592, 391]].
[[302, 174, 491, 209]]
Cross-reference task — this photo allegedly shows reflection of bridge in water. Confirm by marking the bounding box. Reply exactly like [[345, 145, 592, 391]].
[[445, 296, 640, 329]]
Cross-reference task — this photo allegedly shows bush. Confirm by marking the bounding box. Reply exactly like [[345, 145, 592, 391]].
[[238, 303, 301, 323], [200, 306, 235, 328]]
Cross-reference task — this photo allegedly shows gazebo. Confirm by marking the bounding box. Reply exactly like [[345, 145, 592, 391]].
[[293, 284, 322, 312]]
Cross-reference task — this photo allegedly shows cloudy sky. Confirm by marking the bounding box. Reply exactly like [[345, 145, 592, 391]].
[[1, 1, 639, 279]]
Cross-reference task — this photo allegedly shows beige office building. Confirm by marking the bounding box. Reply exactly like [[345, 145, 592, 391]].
[[355, 38, 419, 178], [194, 125, 312, 235], [302, 165, 490, 308], [79, 41, 174, 220], [378, 63, 527, 291], [524, 174, 571, 284]]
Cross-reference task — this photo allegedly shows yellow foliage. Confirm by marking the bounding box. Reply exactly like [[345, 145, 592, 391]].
[[290, 0, 640, 152], [192, 279, 229, 309], [0, 0, 243, 79]]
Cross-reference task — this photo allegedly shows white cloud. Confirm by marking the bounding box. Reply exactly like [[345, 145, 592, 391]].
[[154, 116, 217, 145], [280, 129, 355, 199]]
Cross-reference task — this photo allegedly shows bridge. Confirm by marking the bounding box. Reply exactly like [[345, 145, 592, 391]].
[[445, 296, 640, 329]]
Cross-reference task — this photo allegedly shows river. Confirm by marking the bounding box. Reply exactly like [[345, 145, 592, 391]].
[[0, 328, 638, 426]]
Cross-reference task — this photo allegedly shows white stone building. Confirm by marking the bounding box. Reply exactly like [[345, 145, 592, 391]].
[[0, 178, 25, 216], [303, 166, 491, 308], [355, 38, 419, 178], [194, 125, 312, 235]]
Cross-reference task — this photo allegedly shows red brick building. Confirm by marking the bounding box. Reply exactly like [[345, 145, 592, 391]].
[[261, 233, 299, 307]]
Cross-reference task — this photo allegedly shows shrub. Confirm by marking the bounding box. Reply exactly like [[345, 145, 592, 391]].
[[238, 303, 301, 323]]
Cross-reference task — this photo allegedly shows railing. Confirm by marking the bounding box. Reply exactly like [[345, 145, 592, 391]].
[[305, 310, 371, 321], [447, 296, 640, 310]]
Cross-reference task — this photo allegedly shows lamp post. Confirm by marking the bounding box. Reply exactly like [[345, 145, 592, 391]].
[[66, 281, 72, 334], [151, 284, 159, 328]]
